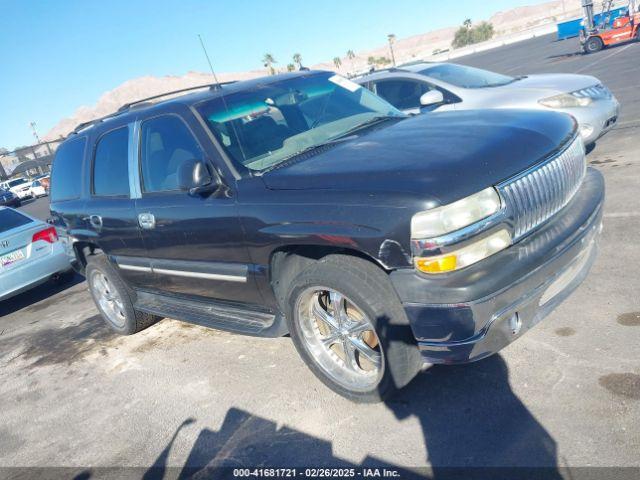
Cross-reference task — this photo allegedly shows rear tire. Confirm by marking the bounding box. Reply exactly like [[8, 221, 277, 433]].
[[86, 255, 161, 335], [585, 36, 604, 53], [285, 254, 423, 403]]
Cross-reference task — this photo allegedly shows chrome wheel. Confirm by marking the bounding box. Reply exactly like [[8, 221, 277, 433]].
[[89, 270, 126, 328], [295, 287, 384, 392]]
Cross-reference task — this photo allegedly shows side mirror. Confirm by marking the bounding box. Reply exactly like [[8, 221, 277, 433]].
[[419, 90, 444, 107], [177, 159, 221, 196]]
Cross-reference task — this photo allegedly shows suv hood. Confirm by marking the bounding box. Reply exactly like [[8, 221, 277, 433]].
[[261, 109, 576, 205]]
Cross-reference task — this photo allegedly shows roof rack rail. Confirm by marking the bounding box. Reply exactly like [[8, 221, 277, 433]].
[[72, 80, 238, 134], [117, 81, 236, 112], [72, 111, 126, 134]]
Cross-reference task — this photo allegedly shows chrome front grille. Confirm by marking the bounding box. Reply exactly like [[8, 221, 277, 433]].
[[573, 83, 612, 100], [498, 136, 586, 240]]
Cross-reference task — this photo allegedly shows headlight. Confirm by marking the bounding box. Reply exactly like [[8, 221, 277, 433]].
[[411, 187, 501, 238], [539, 92, 592, 108], [415, 229, 511, 274]]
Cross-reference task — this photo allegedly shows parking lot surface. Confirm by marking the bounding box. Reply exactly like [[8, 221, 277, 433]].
[[2, 34, 639, 477]]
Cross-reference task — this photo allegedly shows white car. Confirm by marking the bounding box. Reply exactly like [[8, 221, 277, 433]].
[[2, 178, 32, 200], [0, 207, 72, 301], [26, 180, 47, 198], [356, 62, 620, 146]]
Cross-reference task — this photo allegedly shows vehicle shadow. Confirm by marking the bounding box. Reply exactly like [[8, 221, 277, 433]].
[[89, 357, 559, 480], [0, 272, 84, 317]]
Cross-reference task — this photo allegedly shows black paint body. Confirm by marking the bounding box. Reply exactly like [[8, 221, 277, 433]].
[[49, 72, 603, 362]]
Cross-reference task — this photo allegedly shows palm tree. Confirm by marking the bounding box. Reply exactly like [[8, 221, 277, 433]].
[[346, 49, 356, 76], [387, 34, 397, 66], [286, 63, 295, 72], [463, 18, 472, 29], [292, 53, 303, 69], [262, 53, 277, 75], [333, 56, 342, 70]]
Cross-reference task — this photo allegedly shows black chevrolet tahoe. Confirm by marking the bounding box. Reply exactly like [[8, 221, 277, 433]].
[[50, 71, 604, 402]]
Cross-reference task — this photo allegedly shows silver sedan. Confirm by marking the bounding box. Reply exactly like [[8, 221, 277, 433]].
[[0, 207, 72, 301], [356, 62, 620, 145]]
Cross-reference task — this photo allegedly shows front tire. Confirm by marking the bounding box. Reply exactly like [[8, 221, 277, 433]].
[[285, 255, 423, 403], [585, 36, 604, 53], [86, 255, 160, 335]]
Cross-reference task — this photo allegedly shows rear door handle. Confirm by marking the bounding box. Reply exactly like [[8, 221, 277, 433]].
[[138, 213, 155, 229]]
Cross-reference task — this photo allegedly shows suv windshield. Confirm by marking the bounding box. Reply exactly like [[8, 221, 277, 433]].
[[196, 72, 404, 171], [421, 64, 516, 88]]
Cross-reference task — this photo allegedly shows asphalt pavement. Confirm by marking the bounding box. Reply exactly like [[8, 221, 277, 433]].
[[2, 34, 639, 477]]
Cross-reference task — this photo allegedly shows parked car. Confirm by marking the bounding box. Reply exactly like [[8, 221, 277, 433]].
[[26, 180, 47, 198], [38, 175, 51, 193], [2, 178, 32, 200], [0, 188, 21, 207], [0, 207, 72, 301], [50, 71, 603, 402], [355, 62, 619, 146]]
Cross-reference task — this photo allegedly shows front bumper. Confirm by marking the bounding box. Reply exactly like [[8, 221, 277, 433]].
[[390, 168, 604, 364], [15, 190, 32, 200], [559, 97, 620, 145]]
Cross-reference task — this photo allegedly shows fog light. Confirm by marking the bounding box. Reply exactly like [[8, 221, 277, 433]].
[[579, 123, 594, 139], [509, 312, 522, 335]]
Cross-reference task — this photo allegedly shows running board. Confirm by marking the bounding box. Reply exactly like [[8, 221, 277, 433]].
[[134, 290, 288, 337]]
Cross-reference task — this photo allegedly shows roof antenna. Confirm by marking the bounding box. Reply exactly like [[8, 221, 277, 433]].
[[198, 34, 222, 89], [196, 34, 249, 163]]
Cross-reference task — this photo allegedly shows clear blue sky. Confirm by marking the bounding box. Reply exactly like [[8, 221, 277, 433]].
[[0, 0, 548, 149]]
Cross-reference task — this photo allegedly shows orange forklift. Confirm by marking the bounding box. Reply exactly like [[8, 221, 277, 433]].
[[580, 0, 640, 52]]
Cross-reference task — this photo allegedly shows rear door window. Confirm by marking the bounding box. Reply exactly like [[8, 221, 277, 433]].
[[0, 209, 32, 234], [139, 115, 203, 193], [50, 137, 87, 201], [92, 127, 130, 197]]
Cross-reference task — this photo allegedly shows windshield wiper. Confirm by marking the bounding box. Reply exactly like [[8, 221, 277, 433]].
[[259, 138, 349, 174], [259, 115, 403, 174], [332, 115, 403, 140]]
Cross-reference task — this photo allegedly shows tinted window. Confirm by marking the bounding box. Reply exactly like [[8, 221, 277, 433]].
[[420, 64, 515, 88], [93, 127, 130, 197], [374, 80, 431, 110], [0, 209, 32, 234], [196, 73, 404, 171], [51, 137, 86, 201], [140, 116, 202, 193]]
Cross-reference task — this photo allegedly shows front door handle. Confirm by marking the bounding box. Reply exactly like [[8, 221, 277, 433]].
[[138, 213, 155, 230]]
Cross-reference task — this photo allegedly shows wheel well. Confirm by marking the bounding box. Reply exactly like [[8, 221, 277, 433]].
[[72, 241, 103, 273], [269, 245, 388, 312]]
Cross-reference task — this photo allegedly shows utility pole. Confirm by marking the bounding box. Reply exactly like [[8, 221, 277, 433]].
[[29, 121, 52, 155], [387, 34, 397, 66]]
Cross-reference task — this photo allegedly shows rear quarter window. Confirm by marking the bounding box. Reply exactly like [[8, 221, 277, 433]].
[[50, 137, 87, 202], [0, 209, 32, 234]]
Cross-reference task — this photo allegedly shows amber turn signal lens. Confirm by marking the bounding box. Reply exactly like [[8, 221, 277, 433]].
[[415, 255, 457, 273], [414, 229, 511, 274]]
